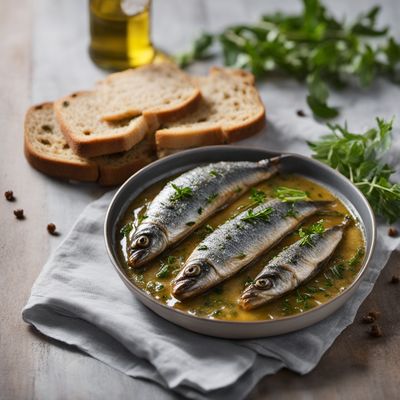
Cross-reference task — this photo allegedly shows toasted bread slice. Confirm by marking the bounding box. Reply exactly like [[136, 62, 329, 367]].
[[155, 67, 265, 157], [24, 103, 156, 186], [54, 63, 201, 158], [97, 63, 201, 122]]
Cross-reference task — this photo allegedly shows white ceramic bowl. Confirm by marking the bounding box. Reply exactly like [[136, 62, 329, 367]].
[[104, 146, 376, 338]]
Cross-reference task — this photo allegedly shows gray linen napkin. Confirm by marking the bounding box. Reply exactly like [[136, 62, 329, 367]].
[[22, 189, 398, 400]]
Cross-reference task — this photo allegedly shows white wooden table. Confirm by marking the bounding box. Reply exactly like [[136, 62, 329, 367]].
[[1, 0, 399, 398]]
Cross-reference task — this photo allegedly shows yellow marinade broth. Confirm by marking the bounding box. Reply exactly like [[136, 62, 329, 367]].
[[117, 173, 365, 322]]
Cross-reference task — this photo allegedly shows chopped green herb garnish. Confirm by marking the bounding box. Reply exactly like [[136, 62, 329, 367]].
[[282, 298, 294, 316], [177, 1, 400, 119], [120, 222, 133, 237], [244, 277, 254, 287], [226, 234, 232, 240], [324, 278, 334, 288], [137, 214, 148, 225], [298, 219, 325, 246], [156, 256, 177, 279], [295, 290, 313, 309], [198, 244, 208, 250], [305, 286, 320, 294], [197, 207, 203, 215], [330, 263, 346, 279], [146, 281, 165, 293], [235, 186, 243, 193], [205, 224, 214, 233], [207, 193, 219, 204], [236, 252, 247, 259], [348, 247, 365, 267], [249, 188, 266, 204], [242, 207, 274, 223], [285, 203, 298, 218], [170, 183, 193, 202], [275, 186, 309, 202], [309, 118, 400, 223], [209, 170, 219, 177], [186, 221, 196, 226]]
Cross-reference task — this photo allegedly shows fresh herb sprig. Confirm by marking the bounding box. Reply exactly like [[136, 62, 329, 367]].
[[298, 219, 325, 246], [177, 1, 400, 118], [249, 188, 266, 204], [308, 117, 400, 223], [156, 256, 177, 279], [275, 186, 309, 202], [170, 184, 193, 202], [242, 207, 274, 223]]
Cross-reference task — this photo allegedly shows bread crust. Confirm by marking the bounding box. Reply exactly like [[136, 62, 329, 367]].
[[24, 103, 156, 186], [24, 103, 99, 182], [54, 83, 201, 158], [155, 67, 266, 153]]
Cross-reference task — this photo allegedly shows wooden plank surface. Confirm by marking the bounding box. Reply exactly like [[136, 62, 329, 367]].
[[0, 0, 399, 399]]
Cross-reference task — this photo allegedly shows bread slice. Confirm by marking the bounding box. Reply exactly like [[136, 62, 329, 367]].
[[155, 67, 266, 158], [54, 63, 201, 158], [24, 103, 156, 186]]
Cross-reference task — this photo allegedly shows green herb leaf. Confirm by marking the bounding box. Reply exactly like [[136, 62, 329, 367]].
[[285, 203, 298, 218], [275, 186, 309, 202], [241, 207, 274, 223], [177, 1, 400, 119], [198, 244, 208, 250], [170, 183, 193, 202], [306, 73, 339, 119], [186, 221, 196, 226], [205, 224, 214, 233], [249, 188, 266, 204], [235, 186, 243, 193], [137, 214, 148, 225], [120, 222, 133, 237], [207, 193, 219, 204], [236, 252, 247, 259], [175, 33, 214, 68], [209, 170, 219, 177], [298, 219, 325, 246], [156, 256, 177, 279], [330, 262, 346, 279], [348, 247, 365, 267], [308, 117, 400, 223]]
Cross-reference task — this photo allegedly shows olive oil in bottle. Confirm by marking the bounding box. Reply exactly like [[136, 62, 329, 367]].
[[89, 0, 156, 70]]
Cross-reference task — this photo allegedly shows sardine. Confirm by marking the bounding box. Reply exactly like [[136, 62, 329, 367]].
[[127, 157, 282, 267], [239, 218, 350, 310], [172, 199, 331, 300]]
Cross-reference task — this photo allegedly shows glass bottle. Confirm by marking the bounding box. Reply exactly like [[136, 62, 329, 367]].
[[89, 0, 158, 70]]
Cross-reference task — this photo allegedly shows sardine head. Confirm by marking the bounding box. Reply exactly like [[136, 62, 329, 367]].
[[239, 267, 295, 310], [127, 223, 167, 268], [172, 260, 219, 300]]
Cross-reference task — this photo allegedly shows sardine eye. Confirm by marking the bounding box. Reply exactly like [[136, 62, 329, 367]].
[[135, 235, 150, 248], [255, 278, 272, 290], [184, 264, 201, 277]]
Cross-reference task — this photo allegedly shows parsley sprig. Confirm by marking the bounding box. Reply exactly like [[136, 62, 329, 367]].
[[308, 117, 400, 223], [177, 1, 400, 118], [170, 184, 193, 202], [242, 207, 274, 223], [249, 188, 266, 204], [275, 186, 309, 202], [298, 219, 325, 246]]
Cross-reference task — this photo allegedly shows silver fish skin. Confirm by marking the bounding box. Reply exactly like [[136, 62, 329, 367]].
[[172, 199, 330, 300], [240, 218, 350, 310], [127, 157, 282, 268]]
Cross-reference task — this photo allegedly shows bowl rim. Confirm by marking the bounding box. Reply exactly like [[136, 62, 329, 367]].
[[104, 145, 376, 326]]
